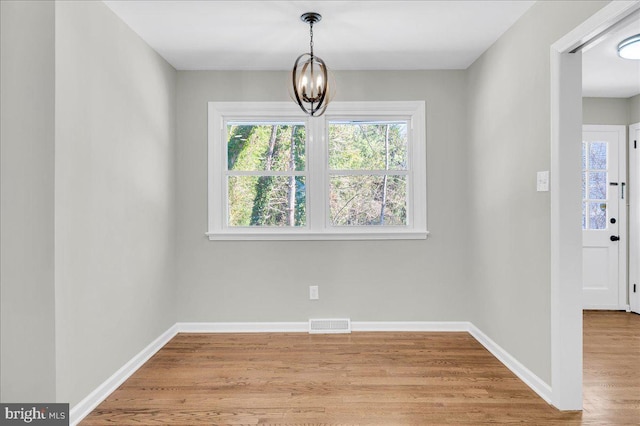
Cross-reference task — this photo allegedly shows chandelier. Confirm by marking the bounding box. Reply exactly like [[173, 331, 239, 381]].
[[291, 12, 332, 116]]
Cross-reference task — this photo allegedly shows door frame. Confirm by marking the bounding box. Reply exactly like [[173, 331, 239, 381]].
[[628, 122, 640, 314], [550, 0, 640, 411], [582, 124, 628, 311]]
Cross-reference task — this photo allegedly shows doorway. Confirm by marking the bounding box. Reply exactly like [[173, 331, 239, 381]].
[[582, 125, 627, 310], [551, 1, 640, 411], [628, 122, 640, 314]]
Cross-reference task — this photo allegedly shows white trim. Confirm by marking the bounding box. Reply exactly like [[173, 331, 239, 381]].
[[207, 101, 427, 241], [628, 122, 640, 314], [69, 324, 179, 426], [70, 320, 552, 425], [178, 321, 471, 333], [352, 321, 470, 332], [550, 46, 584, 411], [583, 303, 629, 310], [177, 322, 308, 333], [206, 231, 429, 241], [176, 321, 470, 333], [552, 1, 640, 54], [468, 324, 553, 405], [550, 2, 640, 410]]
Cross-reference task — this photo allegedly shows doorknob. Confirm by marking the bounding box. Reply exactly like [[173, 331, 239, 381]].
[[610, 235, 620, 241]]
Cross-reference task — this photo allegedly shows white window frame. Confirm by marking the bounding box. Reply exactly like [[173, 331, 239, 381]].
[[206, 101, 427, 240]]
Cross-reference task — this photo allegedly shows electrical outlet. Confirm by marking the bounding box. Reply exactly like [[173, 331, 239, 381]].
[[309, 285, 319, 300]]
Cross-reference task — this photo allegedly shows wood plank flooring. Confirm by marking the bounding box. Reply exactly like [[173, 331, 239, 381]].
[[81, 311, 639, 425], [582, 310, 640, 425]]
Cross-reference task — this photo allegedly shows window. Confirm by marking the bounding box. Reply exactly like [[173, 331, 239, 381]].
[[207, 101, 427, 240], [582, 140, 608, 230]]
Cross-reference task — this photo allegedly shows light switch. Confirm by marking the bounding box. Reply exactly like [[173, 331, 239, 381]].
[[309, 285, 319, 300], [537, 171, 550, 192]]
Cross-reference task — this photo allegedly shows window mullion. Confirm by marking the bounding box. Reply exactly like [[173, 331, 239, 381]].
[[328, 170, 410, 176], [226, 170, 306, 177], [307, 116, 326, 233]]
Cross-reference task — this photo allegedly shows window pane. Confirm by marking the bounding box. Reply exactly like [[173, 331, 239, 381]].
[[589, 202, 607, 230], [588, 142, 607, 170], [329, 175, 406, 226], [328, 122, 407, 170], [227, 123, 305, 172], [582, 142, 586, 171], [228, 176, 306, 227], [582, 202, 587, 230], [588, 171, 607, 199]]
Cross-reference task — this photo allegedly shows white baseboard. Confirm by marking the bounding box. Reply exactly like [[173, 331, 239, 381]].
[[352, 321, 470, 332], [176, 321, 308, 333], [468, 324, 552, 404], [177, 321, 471, 333], [69, 324, 178, 426], [70, 320, 553, 424], [583, 304, 628, 311]]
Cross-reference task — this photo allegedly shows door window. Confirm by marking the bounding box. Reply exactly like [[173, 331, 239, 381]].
[[582, 141, 608, 230]]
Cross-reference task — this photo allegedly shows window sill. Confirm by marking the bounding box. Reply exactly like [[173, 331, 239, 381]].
[[205, 231, 429, 241]]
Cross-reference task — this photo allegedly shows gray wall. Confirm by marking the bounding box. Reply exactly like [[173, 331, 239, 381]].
[[53, 1, 177, 405], [583, 97, 630, 125], [176, 70, 471, 323], [466, 0, 607, 384], [630, 94, 640, 124], [0, 0, 57, 402]]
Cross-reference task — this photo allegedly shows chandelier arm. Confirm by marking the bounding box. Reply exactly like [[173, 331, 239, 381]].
[[313, 57, 329, 113], [292, 54, 311, 115]]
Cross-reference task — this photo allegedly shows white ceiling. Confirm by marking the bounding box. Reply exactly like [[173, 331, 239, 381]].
[[103, 0, 639, 98], [103, 0, 535, 70], [582, 14, 640, 98]]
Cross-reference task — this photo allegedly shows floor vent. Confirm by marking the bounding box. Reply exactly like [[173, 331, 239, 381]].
[[309, 318, 351, 334]]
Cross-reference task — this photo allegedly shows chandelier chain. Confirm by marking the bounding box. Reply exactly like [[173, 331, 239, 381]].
[[309, 22, 314, 57]]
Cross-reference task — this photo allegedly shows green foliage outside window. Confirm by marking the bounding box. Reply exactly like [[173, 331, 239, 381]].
[[226, 121, 409, 228], [227, 124, 306, 227], [329, 122, 408, 226]]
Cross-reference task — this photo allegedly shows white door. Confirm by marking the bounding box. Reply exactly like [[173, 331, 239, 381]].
[[628, 123, 640, 314], [582, 125, 627, 310]]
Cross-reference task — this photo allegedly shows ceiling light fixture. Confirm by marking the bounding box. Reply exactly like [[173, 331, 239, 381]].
[[291, 12, 332, 116], [617, 33, 640, 60]]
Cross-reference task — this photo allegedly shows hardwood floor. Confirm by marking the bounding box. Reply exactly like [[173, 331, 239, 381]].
[[582, 311, 640, 425], [81, 311, 639, 425]]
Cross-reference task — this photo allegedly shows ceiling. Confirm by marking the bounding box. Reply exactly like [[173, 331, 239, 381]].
[[103, 1, 639, 98], [582, 13, 640, 98], [103, 1, 535, 70]]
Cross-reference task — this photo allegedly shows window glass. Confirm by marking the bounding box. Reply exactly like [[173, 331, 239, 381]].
[[227, 123, 305, 172], [228, 176, 306, 227], [329, 175, 407, 226], [328, 121, 408, 171], [582, 140, 609, 230], [589, 202, 607, 230], [588, 142, 607, 170], [226, 123, 306, 227]]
